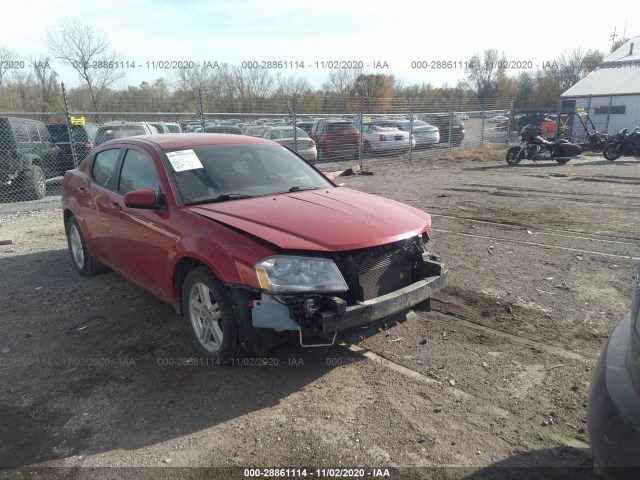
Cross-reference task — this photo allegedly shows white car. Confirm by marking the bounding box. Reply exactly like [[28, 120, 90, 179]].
[[362, 124, 414, 154], [394, 120, 440, 148], [262, 126, 318, 162], [487, 115, 509, 123]]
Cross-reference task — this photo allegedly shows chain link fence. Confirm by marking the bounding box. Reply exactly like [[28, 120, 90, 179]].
[[0, 88, 514, 210]]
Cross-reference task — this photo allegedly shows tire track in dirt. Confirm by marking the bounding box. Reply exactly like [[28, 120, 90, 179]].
[[430, 228, 640, 261]]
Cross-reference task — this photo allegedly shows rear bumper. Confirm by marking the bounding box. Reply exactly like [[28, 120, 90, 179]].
[[321, 262, 447, 334]]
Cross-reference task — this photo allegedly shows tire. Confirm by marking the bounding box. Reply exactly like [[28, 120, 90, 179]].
[[505, 146, 524, 165], [603, 143, 621, 161], [23, 164, 47, 200], [181, 266, 242, 363], [65, 216, 106, 276], [555, 157, 570, 164]]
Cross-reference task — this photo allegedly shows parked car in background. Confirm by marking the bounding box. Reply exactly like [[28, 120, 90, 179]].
[[179, 121, 202, 132], [587, 263, 640, 476], [487, 115, 509, 123], [457, 113, 470, 120], [261, 126, 317, 162], [94, 122, 159, 147], [150, 122, 183, 134], [421, 114, 465, 146], [393, 120, 440, 148], [296, 121, 315, 135], [244, 125, 268, 137], [164, 123, 183, 133], [203, 125, 243, 135], [61, 133, 447, 362], [0, 116, 62, 199], [361, 123, 413, 155], [47, 122, 99, 167], [310, 119, 360, 161]]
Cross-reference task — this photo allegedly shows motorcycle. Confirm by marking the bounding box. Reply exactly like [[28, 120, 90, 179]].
[[506, 124, 582, 165], [602, 128, 640, 161], [585, 130, 610, 153]]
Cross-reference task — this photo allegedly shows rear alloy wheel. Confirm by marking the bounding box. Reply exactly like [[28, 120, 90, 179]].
[[182, 266, 241, 363], [505, 146, 524, 165], [65, 216, 106, 276], [24, 165, 46, 200]]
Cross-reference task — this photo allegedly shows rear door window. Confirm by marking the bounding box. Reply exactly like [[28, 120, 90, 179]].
[[26, 123, 40, 142], [36, 124, 50, 142]]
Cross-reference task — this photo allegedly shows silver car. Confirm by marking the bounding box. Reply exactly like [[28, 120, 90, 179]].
[[262, 126, 318, 162]]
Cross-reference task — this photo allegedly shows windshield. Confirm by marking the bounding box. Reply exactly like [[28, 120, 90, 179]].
[[164, 144, 334, 206]]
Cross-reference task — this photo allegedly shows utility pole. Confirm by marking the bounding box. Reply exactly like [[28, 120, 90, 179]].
[[610, 26, 618, 51]]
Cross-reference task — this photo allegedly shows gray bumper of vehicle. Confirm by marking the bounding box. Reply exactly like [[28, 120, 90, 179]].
[[320, 264, 447, 335], [587, 312, 640, 475]]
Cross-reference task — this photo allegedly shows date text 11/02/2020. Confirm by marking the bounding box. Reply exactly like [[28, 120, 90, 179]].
[[51, 60, 392, 70], [409, 60, 576, 70]]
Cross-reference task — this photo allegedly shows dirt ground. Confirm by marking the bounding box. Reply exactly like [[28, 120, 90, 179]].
[[1, 149, 639, 479]]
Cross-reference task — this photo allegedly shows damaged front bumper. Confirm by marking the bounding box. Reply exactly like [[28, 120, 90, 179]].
[[320, 264, 447, 334], [251, 257, 447, 338]]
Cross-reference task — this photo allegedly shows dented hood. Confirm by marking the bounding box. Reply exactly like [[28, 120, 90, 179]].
[[187, 187, 431, 251]]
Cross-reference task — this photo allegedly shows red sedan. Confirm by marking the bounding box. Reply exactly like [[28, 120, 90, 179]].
[[62, 133, 447, 362]]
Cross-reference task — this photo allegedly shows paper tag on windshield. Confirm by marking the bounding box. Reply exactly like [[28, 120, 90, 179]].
[[166, 149, 203, 172]]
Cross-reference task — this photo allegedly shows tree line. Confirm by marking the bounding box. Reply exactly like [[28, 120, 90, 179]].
[[0, 18, 624, 115]]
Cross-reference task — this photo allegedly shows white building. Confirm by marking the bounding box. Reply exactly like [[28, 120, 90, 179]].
[[560, 36, 640, 135]]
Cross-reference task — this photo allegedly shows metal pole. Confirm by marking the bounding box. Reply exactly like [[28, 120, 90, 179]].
[[507, 99, 515, 145], [291, 97, 297, 153], [358, 100, 364, 170], [408, 103, 414, 163], [198, 89, 205, 131], [480, 101, 485, 148], [60, 82, 78, 168]]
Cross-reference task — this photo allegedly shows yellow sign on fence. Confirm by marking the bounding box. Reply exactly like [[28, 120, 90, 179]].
[[70, 116, 85, 125]]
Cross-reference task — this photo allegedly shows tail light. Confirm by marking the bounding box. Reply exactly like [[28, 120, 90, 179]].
[[309, 139, 316, 148], [85, 139, 94, 151], [379, 134, 387, 141], [435, 127, 440, 132], [411, 133, 415, 139]]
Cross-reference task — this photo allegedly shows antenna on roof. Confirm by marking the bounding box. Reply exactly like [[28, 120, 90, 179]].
[[610, 26, 618, 50]]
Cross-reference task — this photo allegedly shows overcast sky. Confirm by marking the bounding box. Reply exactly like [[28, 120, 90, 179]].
[[1, 0, 636, 90]]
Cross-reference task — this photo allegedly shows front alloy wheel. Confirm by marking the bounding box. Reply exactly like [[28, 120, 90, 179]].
[[189, 282, 225, 354], [182, 267, 241, 362]]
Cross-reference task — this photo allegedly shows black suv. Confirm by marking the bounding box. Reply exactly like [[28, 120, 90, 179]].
[[420, 114, 465, 146], [0, 116, 63, 200], [47, 123, 99, 167]]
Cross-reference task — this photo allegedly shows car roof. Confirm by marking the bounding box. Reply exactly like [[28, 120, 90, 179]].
[[103, 133, 273, 149]]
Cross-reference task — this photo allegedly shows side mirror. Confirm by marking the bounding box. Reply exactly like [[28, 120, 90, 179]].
[[124, 189, 160, 209], [323, 172, 336, 182]]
